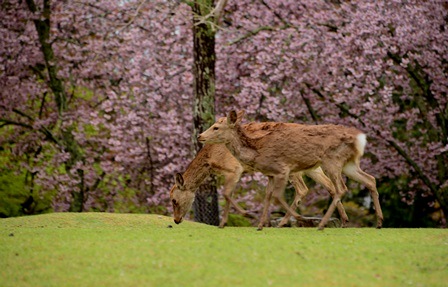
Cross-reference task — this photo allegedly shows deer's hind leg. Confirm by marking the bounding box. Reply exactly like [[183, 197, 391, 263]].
[[343, 161, 384, 229]]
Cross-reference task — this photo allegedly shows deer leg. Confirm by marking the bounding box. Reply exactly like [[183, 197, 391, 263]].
[[257, 177, 275, 231], [278, 172, 308, 227], [219, 173, 243, 228], [306, 167, 349, 226], [271, 175, 305, 223], [318, 167, 347, 230], [343, 162, 384, 229]]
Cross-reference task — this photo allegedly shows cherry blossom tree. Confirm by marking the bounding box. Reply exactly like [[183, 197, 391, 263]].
[[1, 0, 446, 226], [215, 0, 447, 225], [1, 0, 194, 213]]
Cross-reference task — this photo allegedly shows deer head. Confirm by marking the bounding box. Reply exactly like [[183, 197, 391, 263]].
[[197, 110, 245, 144], [170, 173, 195, 224]]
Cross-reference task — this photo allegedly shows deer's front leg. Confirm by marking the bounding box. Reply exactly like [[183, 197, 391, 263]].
[[306, 167, 349, 226], [278, 172, 308, 227], [318, 168, 346, 230], [219, 172, 244, 228], [271, 175, 305, 222]]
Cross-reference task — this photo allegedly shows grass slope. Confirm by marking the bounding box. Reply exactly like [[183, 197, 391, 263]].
[[1, 213, 447, 287]]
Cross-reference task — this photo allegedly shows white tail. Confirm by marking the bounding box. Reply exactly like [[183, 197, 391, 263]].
[[356, 133, 367, 156], [170, 124, 349, 227], [198, 110, 384, 230]]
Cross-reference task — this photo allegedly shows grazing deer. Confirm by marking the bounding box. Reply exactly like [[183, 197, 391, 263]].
[[170, 123, 349, 228], [197, 110, 383, 230]]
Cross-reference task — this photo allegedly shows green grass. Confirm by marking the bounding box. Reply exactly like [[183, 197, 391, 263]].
[[1, 213, 447, 287]]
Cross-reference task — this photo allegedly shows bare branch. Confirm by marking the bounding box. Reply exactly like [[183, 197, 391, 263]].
[[384, 136, 438, 194], [259, 0, 288, 27], [117, 0, 147, 32], [300, 91, 319, 124], [228, 26, 277, 45], [214, 0, 228, 25], [0, 119, 33, 129], [192, 0, 228, 32]]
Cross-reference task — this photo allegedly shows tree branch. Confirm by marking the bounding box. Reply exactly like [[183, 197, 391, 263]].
[[300, 90, 319, 124], [306, 83, 366, 126], [192, 0, 228, 32], [213, 0, 228, 26], [383, 137, 438, 194], [228, 26, 278, 45], [259, 0, 289, 27], [0, 119, 33, 129], [117, 0, 147, 32], [25, 0, 67, 115], [9, 108, 63, 147]]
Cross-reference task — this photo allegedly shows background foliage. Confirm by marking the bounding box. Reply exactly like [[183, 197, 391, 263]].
[[1, 0, 447, 227]]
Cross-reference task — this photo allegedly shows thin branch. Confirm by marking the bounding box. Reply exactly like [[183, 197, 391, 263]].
[[300, 90, 319, 124], [213, 0, 228, 26], [0, 119, 33, 129], [228, 26, 278, 45], [38, 92, 47, 118], [7, 109, 63, 147], [383, 136, 438, 194], [146, 137, 155, 193], [117, 0, 147, 32], [306, 83, 366, 126], [260, 0, 289, 27], [12, 108, 34, 121], [192, 0, 228, 31]]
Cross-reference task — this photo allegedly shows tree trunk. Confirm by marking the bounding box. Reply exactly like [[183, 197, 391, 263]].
[[26, 0, 84, 212], [191, 0, 220, 226]]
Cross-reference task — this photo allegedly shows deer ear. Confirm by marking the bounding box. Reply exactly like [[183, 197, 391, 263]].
[[175, 173, 185, 190], [236, 110, 245, 124], [227, 110, 238, 125]]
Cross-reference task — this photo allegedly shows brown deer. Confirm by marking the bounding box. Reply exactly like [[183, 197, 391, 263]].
[[170, 123, 349, 228], [197, 110, 384, 230]]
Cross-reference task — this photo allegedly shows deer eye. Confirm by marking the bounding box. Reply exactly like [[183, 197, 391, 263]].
[[213, 127, 219, 130]]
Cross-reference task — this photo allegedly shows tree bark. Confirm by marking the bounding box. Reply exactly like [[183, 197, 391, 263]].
[[25, 0, 85, 211], [191, 0, 221, 226]]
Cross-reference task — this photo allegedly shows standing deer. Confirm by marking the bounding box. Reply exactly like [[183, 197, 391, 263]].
[[197, 110, 383, 230], [170, 123, 349, 228]]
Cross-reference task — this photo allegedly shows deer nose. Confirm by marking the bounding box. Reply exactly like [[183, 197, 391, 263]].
[[174, 218, 183, 224], [197, 135, 204, 142]]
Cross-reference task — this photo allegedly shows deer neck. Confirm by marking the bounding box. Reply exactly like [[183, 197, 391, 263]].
[[225, 127, 259, 165], [182, 149, 211, 191]]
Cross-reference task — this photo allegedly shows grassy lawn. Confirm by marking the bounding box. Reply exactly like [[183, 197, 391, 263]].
[[1, 213, 447, 287]]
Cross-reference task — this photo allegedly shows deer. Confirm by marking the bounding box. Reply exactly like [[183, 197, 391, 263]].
[[170, 122, 350, 228], [197, 110, 384, 230]]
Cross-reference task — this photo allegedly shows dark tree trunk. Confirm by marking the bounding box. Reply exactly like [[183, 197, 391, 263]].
[[191, 0, 220, 226], [26, 0, 85, 212]]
